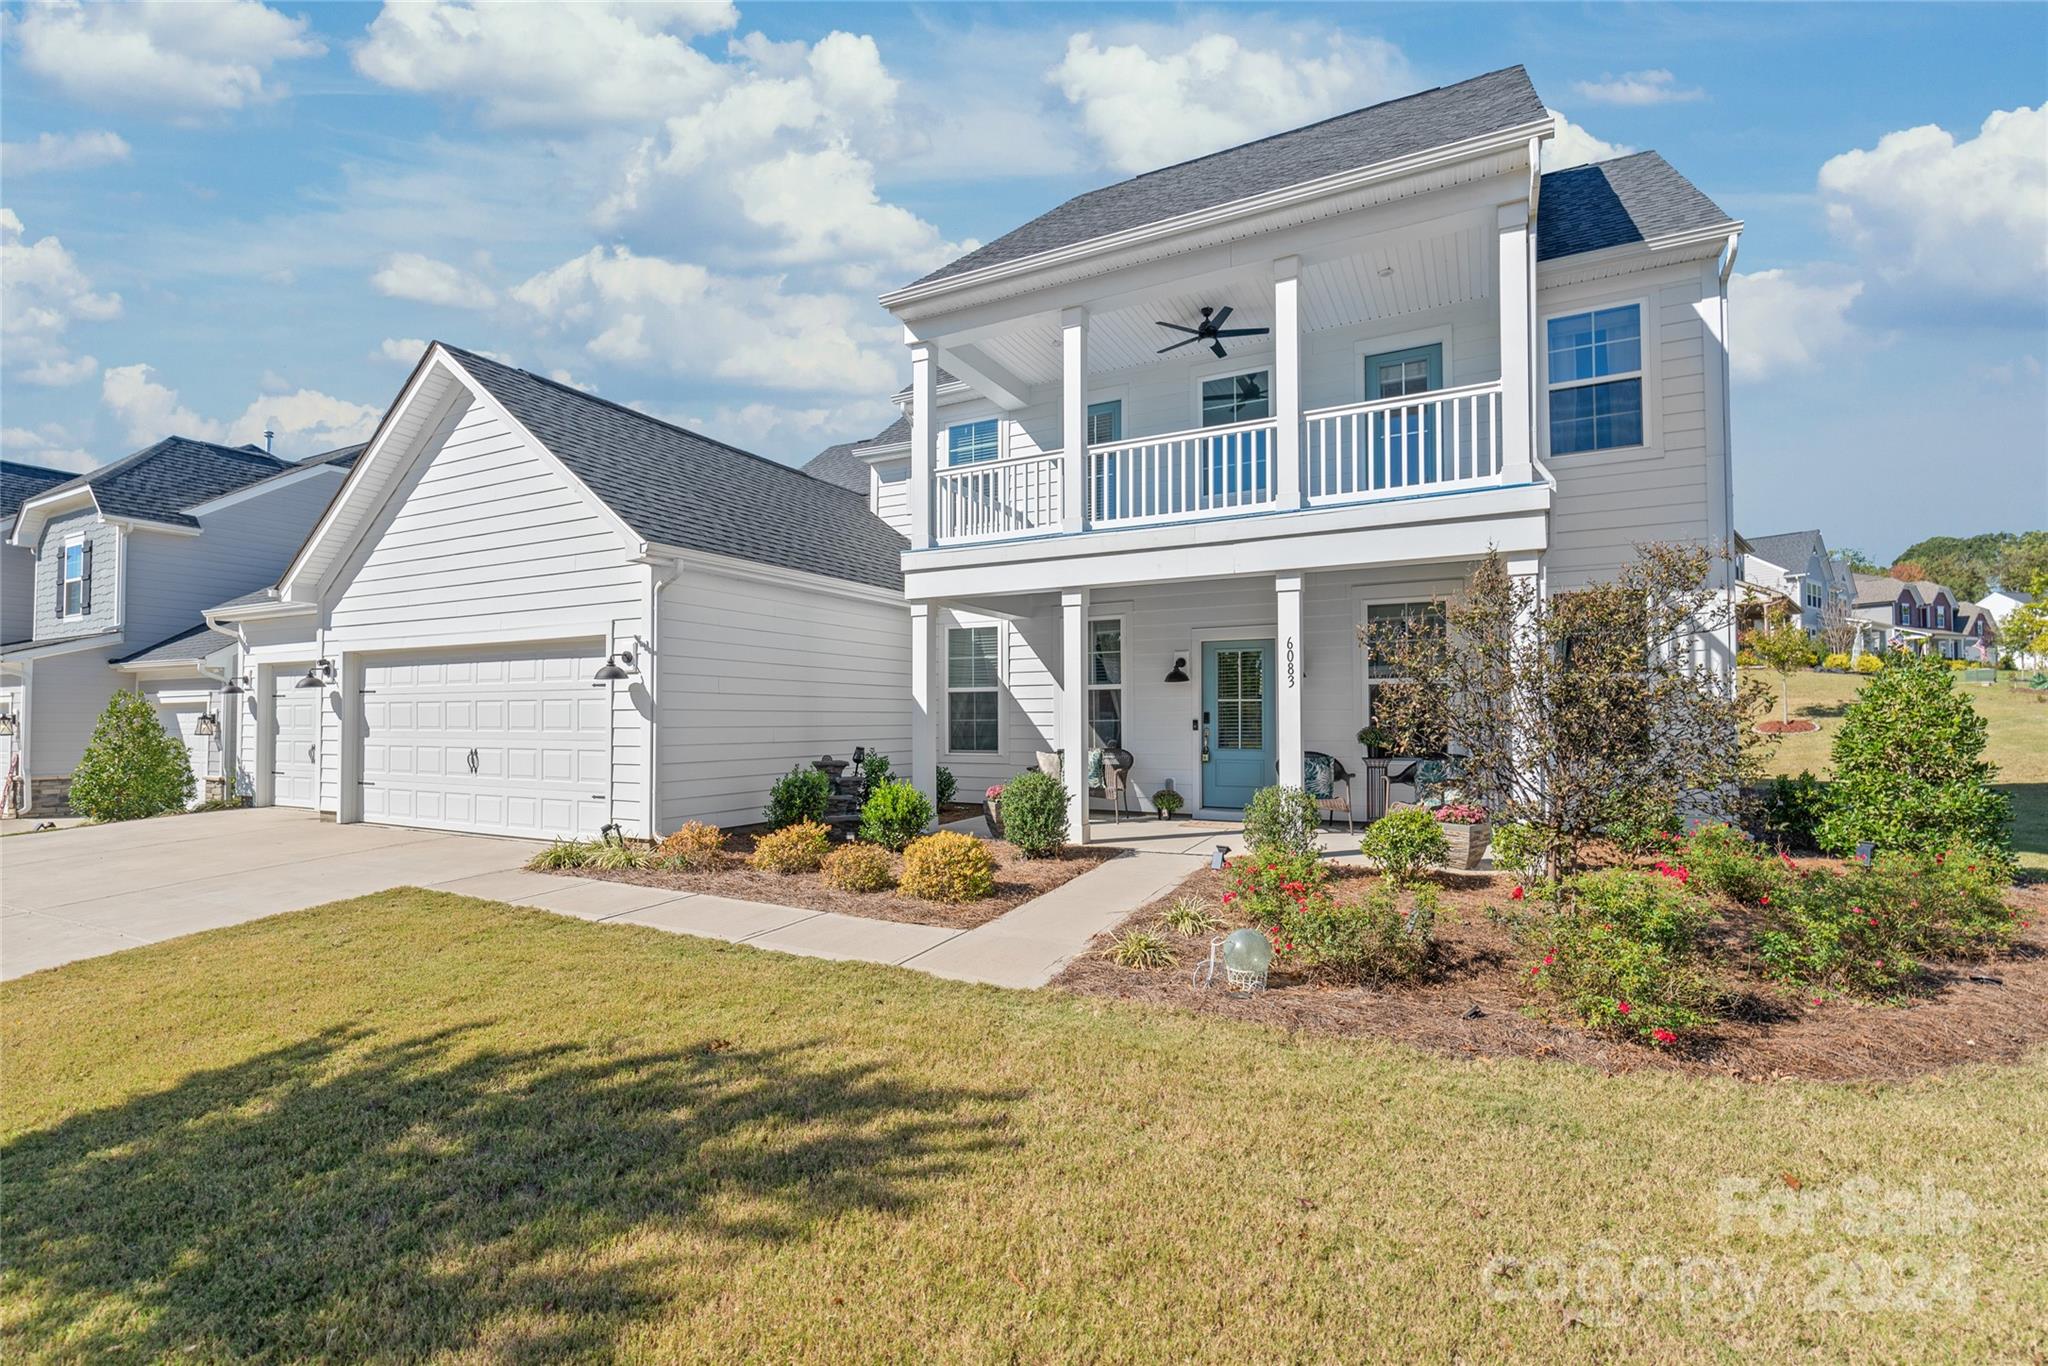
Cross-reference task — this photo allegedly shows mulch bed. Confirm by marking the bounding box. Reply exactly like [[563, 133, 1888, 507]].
[[1756, 719, 1821, 734], [572, 833, 1120, 930], [1054, 861, 2048, 1083]]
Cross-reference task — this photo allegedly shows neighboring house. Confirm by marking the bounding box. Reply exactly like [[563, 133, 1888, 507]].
[[1846, 574, 1992, 661], [1738, 528, 1849, 636], [1979, 587, 2040, 667], [1, 460, 76, 806], [865, 65, 1742, 836], [205, 343, 907, 839], [2, 439, 357, 814]]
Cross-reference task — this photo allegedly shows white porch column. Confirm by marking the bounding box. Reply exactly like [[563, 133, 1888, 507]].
[[910, 601, 938, 830], [908, 339, 937, 549], [1060, 307, 1088, 533], [1497, 200, 1535, 486], [1060, 587, 1090, 844], [1273, 256, 1303, 510], [1275, 574, 1304, 789]]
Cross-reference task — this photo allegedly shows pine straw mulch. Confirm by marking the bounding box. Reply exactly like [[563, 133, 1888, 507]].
[[570, 833, 1120, 930], [1053, 861, 2048, 1083]]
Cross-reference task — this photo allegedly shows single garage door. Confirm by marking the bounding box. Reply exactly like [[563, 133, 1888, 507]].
[[271, 670, 321, 809], [359, 641, 610, 839]]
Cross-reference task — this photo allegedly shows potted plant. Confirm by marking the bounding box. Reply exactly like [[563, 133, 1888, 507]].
[[983, 784, 1006, 839], [1356, 724, 1389, 759], [1432, 801, 1491, 870], [1151, 787, 1185, 821]]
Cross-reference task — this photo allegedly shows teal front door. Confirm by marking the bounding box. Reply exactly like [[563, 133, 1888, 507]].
[[1201, 639, 1274, 810]]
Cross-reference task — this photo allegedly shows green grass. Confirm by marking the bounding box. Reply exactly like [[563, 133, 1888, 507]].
[[6, 892, 2045, 1360], [1758, 668, 2048, 872]]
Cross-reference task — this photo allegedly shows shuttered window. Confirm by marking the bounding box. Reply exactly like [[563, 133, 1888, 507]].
[[60, 537, 87, 618]]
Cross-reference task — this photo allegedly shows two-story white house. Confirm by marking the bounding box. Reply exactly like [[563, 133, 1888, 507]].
[[2, 439, 358, 814], [1, 460, 77, 805], [850, 65, 1739, 840]]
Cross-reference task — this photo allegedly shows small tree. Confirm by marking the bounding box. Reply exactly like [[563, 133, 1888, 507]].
[[1815, 652, 2010, 858], [2002, 572, 2048, 661], [69, 689, 194, 822], [1750, 619, 1818, 724], [1361, 544, 1769, 877]]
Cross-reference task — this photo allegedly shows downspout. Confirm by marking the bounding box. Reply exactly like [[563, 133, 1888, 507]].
[[1718, 231, 1742, 638], [642, 554, 683, 838]]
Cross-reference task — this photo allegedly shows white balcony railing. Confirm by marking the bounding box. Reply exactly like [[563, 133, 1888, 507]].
[[1089, 417, 1276, 528], [933, 452, 1062, 544], [1303, 381, 1504, 505]]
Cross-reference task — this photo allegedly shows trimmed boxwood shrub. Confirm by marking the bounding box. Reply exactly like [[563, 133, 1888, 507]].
[[1242, 784, 1322, 858], [1358, 807, 1448, 887], [899, 831, 997, 902], [858, 780, 932, 851], [936, 766, 956, 807], [657, 821, 725, 869], [68, 690, 195, 822], [998, 769, 1068, 857], [821, 841, 894, 893], [750, 820, 830, 873], [763, 765, 831, 829]]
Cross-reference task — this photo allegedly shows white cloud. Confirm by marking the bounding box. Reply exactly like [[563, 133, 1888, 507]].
[[370, 252, 498, 310], [372, 337, 429, 365], [0, 129, 132, 174], [101, 363, 379, 456], [1569, 70, 1704, 106], [0, 208, 120, 386], [512, 245, 899, 394], [1729, 269, 1865, 381], [642, 396, 892, 463], [1542, 111, 1636, 171], [11, 0, 323, 116], [1818, 104, 2047, 306], [1050, 27, 1416, 174], [355, 1, 736, 126], [1, 423, 98, 473]]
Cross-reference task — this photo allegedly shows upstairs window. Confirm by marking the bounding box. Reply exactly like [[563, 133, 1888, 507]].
[[1546, 305, 1644, 454], [1201, 371, 1269, 427], [1086, 400, 1122, 445], [946, 625, 1000, 753], [947, 419, 1000, 466], [60, 537, 86, 617]]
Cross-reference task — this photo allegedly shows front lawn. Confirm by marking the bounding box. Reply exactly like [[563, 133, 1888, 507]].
[[5, 893, 2044, 1358], [1756, 668, 2048, 873]]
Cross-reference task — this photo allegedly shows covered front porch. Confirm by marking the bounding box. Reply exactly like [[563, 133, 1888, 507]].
[[906, 553, 1543, 845]]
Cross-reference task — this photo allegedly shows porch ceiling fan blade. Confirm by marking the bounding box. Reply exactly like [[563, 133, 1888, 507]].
[[1154, 321, 1201, 334], [1210, 340, 1228, 359], [1211, 327, 1269, 338], [1208, 305, 1233, 328], [1156, 335, 1203, 354]]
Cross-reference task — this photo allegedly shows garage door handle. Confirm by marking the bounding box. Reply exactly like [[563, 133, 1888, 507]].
[[467, 748, 479, 774]]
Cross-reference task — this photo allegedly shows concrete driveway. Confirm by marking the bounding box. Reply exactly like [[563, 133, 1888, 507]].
[[0, 808, 538, 980]]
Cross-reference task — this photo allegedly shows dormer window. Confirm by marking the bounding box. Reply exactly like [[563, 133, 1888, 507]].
[[60, 537, 88, 618]]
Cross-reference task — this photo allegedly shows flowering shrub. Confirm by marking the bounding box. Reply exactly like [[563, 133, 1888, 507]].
[[1822, 652, 1852, 671], [657, 821, 725, 870], [899, 831, 997, 902], [1242, 784, 1323, 859], [750, 820, 830, 874], [1852, 653, 1883, 674], [1525, 870, 1718, 1044], [1287, 884, 1439, 985], [984, 784, 1005, 805], [999, 770, 1068, 857], [1433, 801, 1489, 825], [1599, 789, 1683, 856], [1358, 807, 1449, 887], [859, 780, 934, 851], [1680, 824, 1783, 905], [1221, 851, 1329, 929], [821, 841, 894, 893], [1756, 847, 2016, 994]]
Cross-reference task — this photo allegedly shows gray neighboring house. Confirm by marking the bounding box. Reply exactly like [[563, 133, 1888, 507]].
[[1738, 528, 1851, 636], [2, 438, 358, 814], [1, 460, 76, 803], [1846, 573, 1995, 661]]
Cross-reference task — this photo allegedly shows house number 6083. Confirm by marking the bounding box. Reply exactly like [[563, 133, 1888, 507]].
[[1286, 637, 1296, 687]]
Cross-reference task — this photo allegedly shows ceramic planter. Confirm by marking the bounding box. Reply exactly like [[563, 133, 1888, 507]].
[[984, 798, 1005, 839], [1442, 821, 1491, 870]]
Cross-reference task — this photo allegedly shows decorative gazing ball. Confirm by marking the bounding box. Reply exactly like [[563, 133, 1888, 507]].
[[1220, 927, 1272, 975]]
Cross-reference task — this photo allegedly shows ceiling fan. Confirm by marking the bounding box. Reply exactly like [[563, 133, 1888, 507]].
[[1156, 305, 1269, 359]]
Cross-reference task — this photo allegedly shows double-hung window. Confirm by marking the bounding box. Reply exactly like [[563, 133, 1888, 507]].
[[1088, 619, 1122, 749], [1200, 371, 1269, 426], [1546, 305, 1644, 454], [946, 625, 999, 753], [60, 537, 86, 617], [947, 419, 1000, 466], [1199, 370, 1270, 504], [1363, 601, 1446, 751]]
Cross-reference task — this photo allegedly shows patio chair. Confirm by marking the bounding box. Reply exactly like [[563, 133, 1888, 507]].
[[1303, 750, 1354, 831], [1037, 747, 1134, 822]]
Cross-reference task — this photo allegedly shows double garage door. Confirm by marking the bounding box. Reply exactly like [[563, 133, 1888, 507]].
[[358, 642, 611, 840]]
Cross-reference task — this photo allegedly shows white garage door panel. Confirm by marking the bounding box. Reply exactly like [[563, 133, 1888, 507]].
[[270, 673, 321, 809], [359, 642, 609, 840]]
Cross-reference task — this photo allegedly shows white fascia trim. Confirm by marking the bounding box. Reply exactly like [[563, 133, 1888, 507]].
[[857, 444, 912, 463], [9, 485, 100, 548], [184, 460, 348, 518], [1537, 221, 1746, 290], [204, 597, 316, 628], [111, 656, 229, 679], [645, 543, 907, 609], [0, 631, 124, 663], [879, 119, 1553, 311], [105, 516, 202, 538]]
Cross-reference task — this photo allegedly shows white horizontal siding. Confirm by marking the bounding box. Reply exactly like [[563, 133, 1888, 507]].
[[873, 461, 911, 534], [657, 567, 910, 830]]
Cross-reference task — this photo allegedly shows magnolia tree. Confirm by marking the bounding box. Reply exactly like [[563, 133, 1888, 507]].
[[1360, 543, 1772, 877]]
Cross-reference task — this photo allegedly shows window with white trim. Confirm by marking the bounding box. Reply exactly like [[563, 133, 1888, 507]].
[[1363, 601, 1446, 750], [947, 419, 1000, 466], [1089, 619, 1121, 748], [60, 537, 86, 617], [1546, 304, 1644, 454], [946, 625, 999, 753], [1200, 370, 1270, 427]]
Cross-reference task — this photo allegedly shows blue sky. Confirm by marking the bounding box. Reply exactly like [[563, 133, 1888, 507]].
[[3, 1, 2042, 561]]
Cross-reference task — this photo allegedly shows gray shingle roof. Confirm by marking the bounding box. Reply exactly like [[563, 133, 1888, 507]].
[[906, 66, 1546, 289], [1743, 530, 1825, 573], [110, 622, 236, 666], [1536, 151, 1735, 261], [27, 437, 289, 528], [1, 460, 74, 520], [444, 347, 905, 591], [802, 441, 870, 495], [860, 414, 912, 450]]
